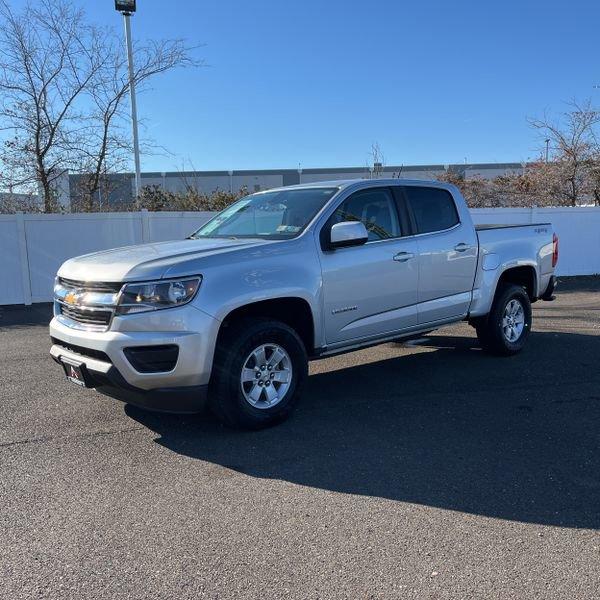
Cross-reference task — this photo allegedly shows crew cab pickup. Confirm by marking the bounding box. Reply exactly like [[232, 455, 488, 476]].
[[50, 179, 558, 429]]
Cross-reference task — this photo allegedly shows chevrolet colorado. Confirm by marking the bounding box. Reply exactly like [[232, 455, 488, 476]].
[[50, 179, 558, 429]]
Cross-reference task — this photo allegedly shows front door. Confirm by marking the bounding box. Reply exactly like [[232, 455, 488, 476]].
[[320, 187, 419, 345]]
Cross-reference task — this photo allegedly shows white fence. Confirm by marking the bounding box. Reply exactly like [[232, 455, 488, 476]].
[[0, 211, 213, 306], [0, 207, 598, 306]]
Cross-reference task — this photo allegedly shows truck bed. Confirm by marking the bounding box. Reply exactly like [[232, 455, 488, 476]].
[[473, 222, 555, 309]]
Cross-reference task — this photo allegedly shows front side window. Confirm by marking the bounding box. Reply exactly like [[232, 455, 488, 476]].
[[331, 188, 401, 241], [404, 186, 459, 234], [190, 187, 338, 240]]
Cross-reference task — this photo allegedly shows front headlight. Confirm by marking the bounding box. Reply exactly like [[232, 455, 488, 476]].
[[116, 277, 202, 315]]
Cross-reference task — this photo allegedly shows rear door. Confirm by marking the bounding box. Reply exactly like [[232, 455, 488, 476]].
[[402, 185, 478, 324], [320, 186, 419, 345]]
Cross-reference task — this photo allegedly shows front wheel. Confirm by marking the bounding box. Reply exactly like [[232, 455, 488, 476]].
[[475, 284, 532, 356], [209, 318, 308, 429]]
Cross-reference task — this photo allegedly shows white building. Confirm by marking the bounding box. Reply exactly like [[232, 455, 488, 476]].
[[64, 162, 526, 209]]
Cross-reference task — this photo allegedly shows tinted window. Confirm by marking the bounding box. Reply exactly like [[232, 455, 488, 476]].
[[404, 187, 459, 234], [331, 188, 400, 241]]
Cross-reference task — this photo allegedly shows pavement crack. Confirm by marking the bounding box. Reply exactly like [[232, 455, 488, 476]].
[[0, 425, 146, 449]]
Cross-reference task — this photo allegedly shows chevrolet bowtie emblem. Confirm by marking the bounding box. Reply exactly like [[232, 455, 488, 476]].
[[64, 291, 78, 305]]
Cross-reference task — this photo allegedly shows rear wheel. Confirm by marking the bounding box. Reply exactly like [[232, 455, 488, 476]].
[[475, 284, 532, 356], [209, 318, 308, 429]]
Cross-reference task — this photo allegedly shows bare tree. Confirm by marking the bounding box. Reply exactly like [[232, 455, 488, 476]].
[[73, 39, 201, 210], [435, 169, 497, 208], [588, 162, 600, 206], [528, 100, 600, 206], [0, 0, 108, 210], [0, 0, 201, 212], [437, 101, 600, 208], [368, 142, 385, 178], [0, 190, 40, 213]]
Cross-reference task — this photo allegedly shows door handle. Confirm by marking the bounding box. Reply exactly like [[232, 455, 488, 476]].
[[393, 252, 415, 262], [454, 243, 471, 252]]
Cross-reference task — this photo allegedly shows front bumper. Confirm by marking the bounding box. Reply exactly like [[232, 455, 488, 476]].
[[49, 303, 220, 413], [51, 351, 208, 413]]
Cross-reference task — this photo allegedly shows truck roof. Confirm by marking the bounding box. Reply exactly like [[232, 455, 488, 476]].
[[271, 178, 451, 192]]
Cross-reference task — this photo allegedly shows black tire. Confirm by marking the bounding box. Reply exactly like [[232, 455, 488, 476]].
[[475, 284, 532, 356], [209, 318, 308, 430]]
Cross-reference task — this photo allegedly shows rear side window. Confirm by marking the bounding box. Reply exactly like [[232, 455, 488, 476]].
[[404, 186, 459, 234]]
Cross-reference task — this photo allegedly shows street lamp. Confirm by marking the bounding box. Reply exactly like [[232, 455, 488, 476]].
[[545, 139, 550, 163], [115, 0, 142, 199], [115, 0, 136, 13]]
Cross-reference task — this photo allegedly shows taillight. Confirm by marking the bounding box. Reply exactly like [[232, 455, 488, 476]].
[[552, 233, 559, 268]]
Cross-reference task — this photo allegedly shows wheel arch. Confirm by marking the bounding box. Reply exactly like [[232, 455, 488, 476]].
[[216, 297, 316, 355], [469, 262, 538, 319], [496, 264, 538, 301]]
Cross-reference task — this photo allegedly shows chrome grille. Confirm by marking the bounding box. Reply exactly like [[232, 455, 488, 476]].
[[58, 278, 123, 293], [54, 278, 122, 331], [59, 304, 112, 327]]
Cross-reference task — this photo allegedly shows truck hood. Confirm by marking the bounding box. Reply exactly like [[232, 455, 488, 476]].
[[58, 238, 272, 282]]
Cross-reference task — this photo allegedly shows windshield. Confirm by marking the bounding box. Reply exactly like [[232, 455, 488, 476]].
[[189, 187, 338, 240]]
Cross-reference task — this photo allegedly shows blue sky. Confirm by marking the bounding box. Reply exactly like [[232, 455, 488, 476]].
[[23, 0, 600, 171]]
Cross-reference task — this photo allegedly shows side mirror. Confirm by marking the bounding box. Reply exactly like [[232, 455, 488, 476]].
[[330, 221, 369, 249]]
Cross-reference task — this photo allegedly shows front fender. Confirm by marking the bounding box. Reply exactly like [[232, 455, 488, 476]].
[[192, 236, 324, 347]]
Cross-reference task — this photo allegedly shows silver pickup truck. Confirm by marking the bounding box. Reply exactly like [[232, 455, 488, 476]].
[[50, 179, 558, 429]]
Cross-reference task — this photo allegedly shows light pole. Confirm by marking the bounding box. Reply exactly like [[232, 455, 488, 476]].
[[545, 139, 550, 163], [115, 0, 142, 199]]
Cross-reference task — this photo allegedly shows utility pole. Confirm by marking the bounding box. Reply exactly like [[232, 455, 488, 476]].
[[115, 1, 142, 199]]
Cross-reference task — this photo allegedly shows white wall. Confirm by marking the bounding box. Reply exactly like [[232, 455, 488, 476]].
[[465, 166, 523, 180], [0, 211, 213, 306], [146, 211, 214, 241], [0, 215, 27, 305], [0, 207, 598, 306], [142, 174, 284, 194], [300, 172, 368, 183]]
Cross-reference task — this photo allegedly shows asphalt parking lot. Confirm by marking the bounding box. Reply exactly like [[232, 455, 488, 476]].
[[1, 277, 599, 600]]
